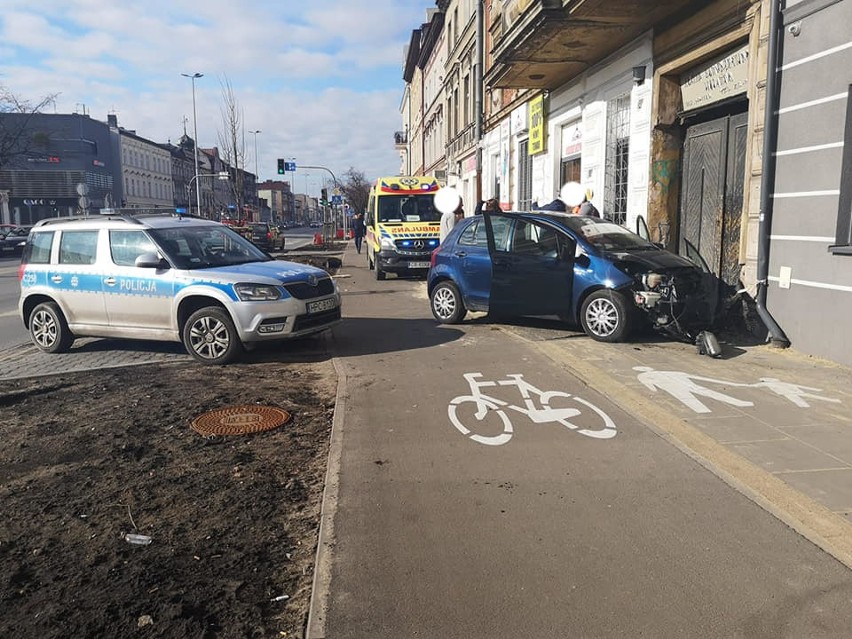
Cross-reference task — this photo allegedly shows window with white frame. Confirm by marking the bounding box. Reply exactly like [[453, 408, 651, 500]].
[[604, 92, 631, 226]]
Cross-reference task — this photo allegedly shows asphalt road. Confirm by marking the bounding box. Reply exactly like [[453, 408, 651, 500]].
[[312, 256, 852, 638], [0, 258, 25, 349]]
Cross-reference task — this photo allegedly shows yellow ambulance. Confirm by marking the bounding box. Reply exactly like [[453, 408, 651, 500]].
[[365, 176, 442, 280]]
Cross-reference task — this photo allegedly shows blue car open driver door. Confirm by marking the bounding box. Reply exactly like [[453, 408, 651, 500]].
[[483, 212, 575, 319]]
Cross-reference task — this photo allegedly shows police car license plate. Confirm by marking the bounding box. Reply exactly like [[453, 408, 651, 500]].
[[307, 297, 336, 314], [408, 261, 430, 269]]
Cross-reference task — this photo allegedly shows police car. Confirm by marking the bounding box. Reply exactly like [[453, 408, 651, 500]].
[[18, 212, 342, 364]]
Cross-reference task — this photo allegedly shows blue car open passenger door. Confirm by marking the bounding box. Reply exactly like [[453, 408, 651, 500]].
[[483, 212, 574, 319]]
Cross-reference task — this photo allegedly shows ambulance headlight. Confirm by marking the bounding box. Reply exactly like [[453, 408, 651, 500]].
[[380, 236, 395, 250]]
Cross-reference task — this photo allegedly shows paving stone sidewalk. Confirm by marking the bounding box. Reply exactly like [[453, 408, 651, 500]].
[[531, 332, 852, 542]]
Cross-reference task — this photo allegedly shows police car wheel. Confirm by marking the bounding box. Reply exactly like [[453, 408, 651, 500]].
[[183, 307, 244, 365], [29, 302, 74, 354], [431, 281, 466, 324]]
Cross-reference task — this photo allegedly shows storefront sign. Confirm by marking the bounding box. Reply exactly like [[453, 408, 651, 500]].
[[12, 197, 79, 207], [26, 156, 61, 163], [561, 121, 582, 158], [680, 45, 749, 111], [511, 103, 528, 133], [528, 94, 546, 156]]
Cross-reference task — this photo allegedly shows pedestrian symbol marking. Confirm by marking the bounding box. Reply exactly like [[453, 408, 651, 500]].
[[448, 372, 617, 446], [751, 378, 841, 408], [634, 366, 753, 414], [633, 366, 841, 413]]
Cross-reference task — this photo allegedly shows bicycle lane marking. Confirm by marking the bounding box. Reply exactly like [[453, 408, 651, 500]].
[[447, 370, 618, 446]]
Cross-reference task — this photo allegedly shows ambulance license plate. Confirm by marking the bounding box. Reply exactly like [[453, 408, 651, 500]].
[[307, 298, 336, 314], [408, 261, 430, 269]]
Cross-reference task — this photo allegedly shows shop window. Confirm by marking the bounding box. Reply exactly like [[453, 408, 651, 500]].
[[831, 85, 852, 255], [604, 93, 631, 226], [561, 157, 581, 186]]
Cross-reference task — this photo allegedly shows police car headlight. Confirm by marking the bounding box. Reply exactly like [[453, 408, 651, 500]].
[[380, 236, 395, 250], [234, 284, 282, 301]]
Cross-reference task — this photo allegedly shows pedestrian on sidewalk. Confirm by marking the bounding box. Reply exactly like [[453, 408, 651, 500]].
[[352, 212, 366, 254], [436, 186, 463, 244]]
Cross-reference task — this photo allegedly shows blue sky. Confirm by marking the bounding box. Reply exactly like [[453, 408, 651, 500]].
[[0, 0, 435, 194]]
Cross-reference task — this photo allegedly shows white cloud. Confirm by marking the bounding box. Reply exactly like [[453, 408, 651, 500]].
[[0, 0, 432, 180]]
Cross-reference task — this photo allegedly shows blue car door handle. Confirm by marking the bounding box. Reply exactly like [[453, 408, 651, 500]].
[[454, 251, 467, 257]]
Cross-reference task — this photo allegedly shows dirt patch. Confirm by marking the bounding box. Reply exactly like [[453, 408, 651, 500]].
[[0, 360, 338, 638]]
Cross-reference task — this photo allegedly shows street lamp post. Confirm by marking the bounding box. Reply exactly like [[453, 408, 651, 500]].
[[181, 72, 203, 217], [250, 130, 261, 180]]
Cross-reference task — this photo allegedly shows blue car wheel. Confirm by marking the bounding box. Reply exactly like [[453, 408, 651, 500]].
[[580, 290, 633, 342], [430, 281, 466, 324]]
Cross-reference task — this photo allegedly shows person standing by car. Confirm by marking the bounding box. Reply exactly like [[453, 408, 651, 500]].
[[474, 198, 500, 215], [352, 212, 366, 254], [436, 187, 462, 244], [440, 205, 456, 244], [454, 198, 465, 225], [559, 182, 601, 217]]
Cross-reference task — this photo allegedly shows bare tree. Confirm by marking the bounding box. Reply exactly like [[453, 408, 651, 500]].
[[216, 76, 247, 220], [0, 84, 58, 170], [340, 167, 371, 215]]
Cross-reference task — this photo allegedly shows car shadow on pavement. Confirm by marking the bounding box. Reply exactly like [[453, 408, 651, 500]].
[[67, 338, 188, 356], [329, 317, 465, 358]]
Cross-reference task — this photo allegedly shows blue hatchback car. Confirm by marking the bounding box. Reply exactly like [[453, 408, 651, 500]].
[[427, 211, 713, 342]]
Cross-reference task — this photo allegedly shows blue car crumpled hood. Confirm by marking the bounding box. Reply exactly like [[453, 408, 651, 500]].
[[201, 260, 329, 285], [604, 249, 698, 273]]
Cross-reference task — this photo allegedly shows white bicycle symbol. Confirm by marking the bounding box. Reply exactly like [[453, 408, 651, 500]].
[[448, 373, 617, 446]]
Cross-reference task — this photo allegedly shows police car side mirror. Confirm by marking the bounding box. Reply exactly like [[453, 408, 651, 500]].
[[135, 252, 169, 269]]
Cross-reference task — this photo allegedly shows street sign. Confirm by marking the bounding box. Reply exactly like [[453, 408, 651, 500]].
[[331, 195, 343, 205], [284, 161, 296, 172]]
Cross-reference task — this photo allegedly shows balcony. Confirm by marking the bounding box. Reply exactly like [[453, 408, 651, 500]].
[[486, 0, 701, 90], [447, 124, 476, 159], [394, 131, 408, 148]]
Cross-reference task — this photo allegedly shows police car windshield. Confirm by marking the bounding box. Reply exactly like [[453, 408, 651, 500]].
[[149, 225, 271, 270], [378, 194, 441, 223]]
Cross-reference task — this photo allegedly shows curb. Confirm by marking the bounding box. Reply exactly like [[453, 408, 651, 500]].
[[305, 354, 347, 639]]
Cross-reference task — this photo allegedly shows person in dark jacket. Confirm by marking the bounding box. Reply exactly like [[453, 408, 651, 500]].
[[474, 197, 500, 215], [352, 213, 366, 253]]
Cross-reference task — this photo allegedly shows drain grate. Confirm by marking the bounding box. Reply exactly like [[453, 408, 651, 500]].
[[191, 405, 291, 436]]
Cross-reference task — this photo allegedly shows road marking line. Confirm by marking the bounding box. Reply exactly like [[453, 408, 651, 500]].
[[0, 310, 19, 318], [503, 326, 852, 571]]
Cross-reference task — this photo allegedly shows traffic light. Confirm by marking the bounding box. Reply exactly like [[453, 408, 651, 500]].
[[320, 187, 329, 206], [277, 158, 285, 174]]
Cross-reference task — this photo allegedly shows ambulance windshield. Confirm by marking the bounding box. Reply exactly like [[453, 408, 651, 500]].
[[378, 194, 441, 223]]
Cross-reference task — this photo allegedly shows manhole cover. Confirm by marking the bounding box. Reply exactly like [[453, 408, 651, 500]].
[[191, 405, 291, 436]]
